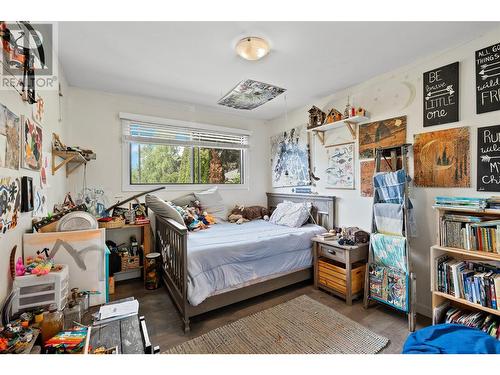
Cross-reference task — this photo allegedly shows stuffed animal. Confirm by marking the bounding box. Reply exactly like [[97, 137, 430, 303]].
[[228, 205, 270, 224], [15, 257, 25, 277]]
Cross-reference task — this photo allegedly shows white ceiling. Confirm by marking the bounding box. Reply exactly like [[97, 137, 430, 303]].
[[58, 22, 498, 121]]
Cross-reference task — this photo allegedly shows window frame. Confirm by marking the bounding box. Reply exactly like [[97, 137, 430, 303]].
[[120, 113, 251, 192]]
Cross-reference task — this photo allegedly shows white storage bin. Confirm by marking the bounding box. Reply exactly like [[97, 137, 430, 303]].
[[12, 265, 69, 314]]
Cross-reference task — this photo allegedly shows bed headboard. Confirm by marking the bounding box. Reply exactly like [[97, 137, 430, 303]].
[[266, 193, 336, 230]]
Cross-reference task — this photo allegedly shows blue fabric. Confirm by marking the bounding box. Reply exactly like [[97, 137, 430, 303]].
[[373, 169, 407, 204], [403, 324, 500, 354], [370, 233, 407, 272]]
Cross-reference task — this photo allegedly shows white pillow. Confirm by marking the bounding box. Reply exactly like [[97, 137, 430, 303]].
[[145, 194, 186, 228], [194, 187, 228, 221], [270, 201, 312, 228]]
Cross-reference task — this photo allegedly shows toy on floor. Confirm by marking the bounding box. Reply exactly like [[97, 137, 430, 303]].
[[228, 205, 270, 224]]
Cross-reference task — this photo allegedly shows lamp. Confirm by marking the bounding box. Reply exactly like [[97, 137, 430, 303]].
[[235, 37, 270, 61]]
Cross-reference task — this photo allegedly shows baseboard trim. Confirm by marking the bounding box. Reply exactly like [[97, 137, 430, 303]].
[[416, 302, 432, 318]]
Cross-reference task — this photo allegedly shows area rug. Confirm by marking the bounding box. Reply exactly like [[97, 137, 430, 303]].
[[164, 295, 389, 354]]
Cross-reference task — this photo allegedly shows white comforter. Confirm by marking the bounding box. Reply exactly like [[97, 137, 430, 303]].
[[186, 219, 325, 306]]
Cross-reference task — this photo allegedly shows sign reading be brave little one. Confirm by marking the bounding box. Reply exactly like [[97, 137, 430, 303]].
[[423, 62, 459, 127]]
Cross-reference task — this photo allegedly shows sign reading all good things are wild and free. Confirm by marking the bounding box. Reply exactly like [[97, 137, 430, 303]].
[[423, 62, 459, 127], [477, 124, 500, 191], [476, 42, 500, 114]]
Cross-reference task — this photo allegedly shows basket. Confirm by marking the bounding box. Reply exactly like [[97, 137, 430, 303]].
[[98, 217, 125, 229], [120, 254, 140, 271]]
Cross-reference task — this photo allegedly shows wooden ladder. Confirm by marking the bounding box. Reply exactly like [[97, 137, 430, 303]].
[[363, 143, 417, 332]]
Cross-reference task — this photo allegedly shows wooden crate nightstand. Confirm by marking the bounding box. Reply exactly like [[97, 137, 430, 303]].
[[312, 237, 368, 305]]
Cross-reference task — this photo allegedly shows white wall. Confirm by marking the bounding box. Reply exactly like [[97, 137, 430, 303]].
[[0, 67, 69, 306], [267, 26, 500, 316], [65, 87, 268, 208]]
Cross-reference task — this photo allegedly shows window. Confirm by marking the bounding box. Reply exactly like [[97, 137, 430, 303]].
[[121, 113, 250, 189]]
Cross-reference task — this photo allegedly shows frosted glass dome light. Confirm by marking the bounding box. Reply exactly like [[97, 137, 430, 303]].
[[236, 37, 270, 61]]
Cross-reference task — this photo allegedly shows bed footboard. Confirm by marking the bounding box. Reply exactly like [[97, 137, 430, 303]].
[[155, 215, 190, 332]]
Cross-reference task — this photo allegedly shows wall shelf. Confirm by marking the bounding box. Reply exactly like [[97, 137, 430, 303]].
[[307, 115, 369, 144], [52, 149, 88, 177]]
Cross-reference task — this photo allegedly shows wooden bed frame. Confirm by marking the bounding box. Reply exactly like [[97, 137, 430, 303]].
[[154, 192, 336, 332]]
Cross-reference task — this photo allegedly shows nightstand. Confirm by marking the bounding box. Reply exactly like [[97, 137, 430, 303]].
[[312, 237, 368, 305]]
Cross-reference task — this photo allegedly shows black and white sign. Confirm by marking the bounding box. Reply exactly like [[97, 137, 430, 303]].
[[477, 124, 500, 191], [423, 62, 459, 127], [476, 43, 500, 114]]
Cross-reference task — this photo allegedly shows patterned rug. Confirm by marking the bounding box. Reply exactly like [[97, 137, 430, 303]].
[[164, 295, 389, 354]]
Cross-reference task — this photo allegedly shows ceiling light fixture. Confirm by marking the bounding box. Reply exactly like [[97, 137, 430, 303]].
[[235, 37, 270, 61]]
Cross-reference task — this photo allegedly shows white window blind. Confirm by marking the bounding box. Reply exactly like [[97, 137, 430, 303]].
[[122, 118, 250, 150]]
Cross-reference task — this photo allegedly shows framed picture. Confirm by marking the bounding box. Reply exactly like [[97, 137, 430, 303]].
[[270, 126, 311, 188], [413, 127, 470, 188], [21, 176, 34, 212], [358, 116, 406, 160], [22, 116, 43, 170], [325, 142, 355, 189]]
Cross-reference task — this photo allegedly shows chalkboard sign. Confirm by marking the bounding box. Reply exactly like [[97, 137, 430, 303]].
[[423, 62, 459, 127], [476, 42, 500, 114], [477, 124, 500, 191]]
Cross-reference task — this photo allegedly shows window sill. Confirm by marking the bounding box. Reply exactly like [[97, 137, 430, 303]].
[[121, 183, 250, 192]]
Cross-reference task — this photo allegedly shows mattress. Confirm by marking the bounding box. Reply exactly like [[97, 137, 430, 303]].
[[186, 219, 326, 306]]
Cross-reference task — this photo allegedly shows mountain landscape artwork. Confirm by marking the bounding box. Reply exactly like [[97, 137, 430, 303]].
[[413, 127, 470, 187]]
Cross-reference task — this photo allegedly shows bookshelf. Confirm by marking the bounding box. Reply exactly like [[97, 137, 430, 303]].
[[431, 206, 500, 323]]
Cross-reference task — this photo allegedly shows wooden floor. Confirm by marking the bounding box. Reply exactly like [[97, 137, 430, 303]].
[[112, 279, 431, 354]]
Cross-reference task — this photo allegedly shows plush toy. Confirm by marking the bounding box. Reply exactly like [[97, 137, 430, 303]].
[[25, 254, 54, 276], [228, 205, 270, 224], [15, 257, 25, 277]]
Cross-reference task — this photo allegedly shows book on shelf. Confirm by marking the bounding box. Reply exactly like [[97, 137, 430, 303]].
[[434, 256, 500, 310], [439, 214, 500, 253], [434, 303, 499, 340], [434, 196, 487, 210]]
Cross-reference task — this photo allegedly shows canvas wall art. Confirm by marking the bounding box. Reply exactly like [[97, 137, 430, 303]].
[[218, 79, 286, 110], [0, 177, 21, 234], [270, 126, 310, 187], [413, 127, 470, 187], [22, 116, 43, 170], [360, 157, 402, 197], [23, 229, 108, 306], [358, 116, 407, 159], [0, 103, 20, 170], [326, 142, 355, 189], [33, 185, 48, 217], [32, 97, 45, 125]]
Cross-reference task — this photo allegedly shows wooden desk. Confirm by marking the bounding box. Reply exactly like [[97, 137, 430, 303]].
[[312, 237, 368, 305], [86, 298, 158, 354]]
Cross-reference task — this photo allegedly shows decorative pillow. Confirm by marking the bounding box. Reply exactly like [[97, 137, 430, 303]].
[[194, 187, 227, 221], [270, 201, 312, 228], [171, 193, 196, 207], [145, 194, 186, 228]]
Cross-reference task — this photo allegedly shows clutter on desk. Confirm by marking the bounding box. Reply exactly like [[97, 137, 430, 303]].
[[44, 326, 89, 354], [93, 298, 139, 326], [0, 320, 38, 354], [40, 303, 64, 344], [317, 226, 370, 245]]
